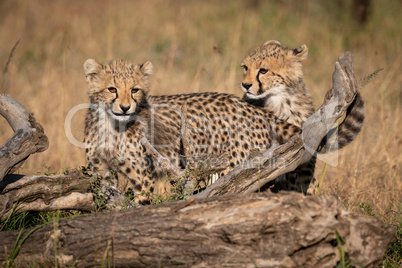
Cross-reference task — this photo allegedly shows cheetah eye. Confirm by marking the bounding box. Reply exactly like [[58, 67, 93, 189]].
[[131, 88, 140, 94], [259, 68, 269, 74], [242, 65, 248, 71], [108, 87, 117, 93]]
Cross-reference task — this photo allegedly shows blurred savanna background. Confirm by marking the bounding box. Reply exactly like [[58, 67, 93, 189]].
[[0, 0, 401, 238]]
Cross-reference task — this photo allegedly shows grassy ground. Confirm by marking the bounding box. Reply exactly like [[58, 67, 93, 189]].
[[0, 0, 401, 266]]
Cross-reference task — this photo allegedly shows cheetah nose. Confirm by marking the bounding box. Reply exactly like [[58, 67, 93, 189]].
[[242, 83, 252, 90], [120, 104, 131, 113]]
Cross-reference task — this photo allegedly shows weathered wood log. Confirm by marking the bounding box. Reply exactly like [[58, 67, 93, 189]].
[[0, 192, 395, 267], [0, 95, 49, 182], [195, 52, 358, 198], [0, 170, 94, 220]]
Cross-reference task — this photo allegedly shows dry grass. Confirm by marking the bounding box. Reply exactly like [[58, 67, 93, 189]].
[[0, 0, 400, 222]]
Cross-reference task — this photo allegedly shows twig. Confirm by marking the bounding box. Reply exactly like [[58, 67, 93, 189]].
[[359, 68, 383, 89], [1, 40, 20, 92]]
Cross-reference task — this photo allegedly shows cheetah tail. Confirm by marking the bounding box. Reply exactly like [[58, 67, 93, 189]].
[[317, 92, 365, 154]]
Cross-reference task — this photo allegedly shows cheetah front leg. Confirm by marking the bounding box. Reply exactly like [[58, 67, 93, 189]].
[[85, 152, 132, 209], [271, 159, 317, 194]]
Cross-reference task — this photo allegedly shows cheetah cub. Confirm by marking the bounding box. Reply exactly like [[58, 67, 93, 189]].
[[83, 59, 301, 204], [241, 40, 364, 193], [241, 40, 364, 152], [83, 59, 172, 205]]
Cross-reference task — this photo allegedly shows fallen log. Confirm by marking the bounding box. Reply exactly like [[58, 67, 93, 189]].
[[0, 170, 94, 220], [0, 192, 395, 267]]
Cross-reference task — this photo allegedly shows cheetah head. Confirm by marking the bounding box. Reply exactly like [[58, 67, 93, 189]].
[[241, 40, 308, 101], [84, 58, 153, 122]]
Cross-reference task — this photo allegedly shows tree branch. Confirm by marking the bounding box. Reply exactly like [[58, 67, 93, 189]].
[[0, 170, 94, 220], [0, 95, 49, 181]]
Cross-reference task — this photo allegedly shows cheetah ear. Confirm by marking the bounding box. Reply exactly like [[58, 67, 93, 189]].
[[84, 59, 102, 83], [293, 44, 308, 60], [139, 61, 153, 76], [263, 40, 281, 46]]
